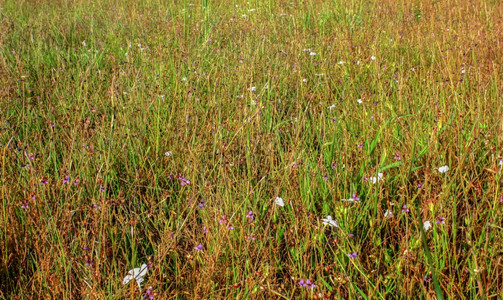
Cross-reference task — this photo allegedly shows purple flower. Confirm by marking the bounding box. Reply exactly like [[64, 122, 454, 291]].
[[143, 287, 154, 299], [352, 194, 360, 201], [194, 244, 203, 251], [394, 153, 401, 160], [62, 175, 70, 184], [219, 215, 227, 224], [298, 279, 316, 289], [21, 202, 29, 209], [357, 142, 364, 148], [178, 174, 191, 186], [40, 178, 48, 186], [331, 163, 337, 169], [247, 233, 256, 241], [370, 116, 375, 121], [402, 205, 409, 213], [246, 211, 254, 220], [348, 252, 358, 259], [198, 199, 206, 209], [203, 226, 209, 234], [28, 153, 36, 160], [85, 258, 93, 266], [99, 185, 105, 192], [436, 216, 445, 224], [227, 224, 234, 230], [73, 178, 80, 186], [92, 204, 101, 210], [417, 183, 422, 189], [424, 275, 432, 284]]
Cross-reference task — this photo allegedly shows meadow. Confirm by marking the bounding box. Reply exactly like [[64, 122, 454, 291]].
[[1, 0, 502, 298]]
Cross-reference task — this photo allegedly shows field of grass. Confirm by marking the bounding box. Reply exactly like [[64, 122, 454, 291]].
[[1, 0, 502, 298]]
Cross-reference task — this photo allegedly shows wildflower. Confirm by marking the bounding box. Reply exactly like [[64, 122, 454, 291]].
[[143, 287, 154, 299], [219, 215, 227, 224], [384, 209, 393, 218], [331, 163, 337, 169], [357, 99, 362, 104], [394, 153, 401, 160], [246, 211, 254, 220], [347, 252, 358, 259], [203, 226, 209, 234], [357, 142, 364, 148], [194, 244, 203, 251], [28, 153, 36, 160], [436, 216, 445, 224], [248, 86, 256, 92], [302, 48, 311, 52], [40, 178, 48, 186], [338, 61, 345, 65], [328, 104, 336, 110], [370, 56, 376, 61], [123, 264, 149, 290], [164, 151, 172, 157], [21, 202, 28, 209], [499, 159, 502, 167], [198, 199, 206, 210], [309, 52, 316, 56], [299, 279, 316, 289], [341, 194, 360, 202], [82, 40, 86, 47], [178, 174, 191, 186], [417, 183, 422, 189], [370, 116, 375, 120], [321, 215, 339, 228], [302, 78, 307, 82], [73, 178, 80, 186], [62, 175, 70, 184], [369, 173, 384, 184], [99, 185, 105, 192], [274, 196, 285, 207], [92, 204, 101, 210], [247, 233, 256, 241], [85, 257, 93, 266], [182, 77, 187, 82], [424, 275, 432, 284], [423, 221, 432, 231], [438, 165, 449, 173], [227, 224, 234, 230], [402, 205, 409, 213]]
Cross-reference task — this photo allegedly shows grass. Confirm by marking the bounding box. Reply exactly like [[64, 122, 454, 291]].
[[0, 0, 502, 298]]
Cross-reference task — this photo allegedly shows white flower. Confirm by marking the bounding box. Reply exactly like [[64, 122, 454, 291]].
[[438, 165, 449, 173], [370, 56, 376, 61], [423, 221, 432, 231], [357, 99, 362, 104], [321, 215, 339, 228], [498, 159, 502, 167], [182, 77, 187, 82], [248, 86, 256, 92], [384, 209, 393, 218], [338, 61, 345, 65], [302, 78, 307, 82], [309, 52, 316, 56], [82, 40, 87, 47], [274, 197, 284, 207], [123, 264, 148, 290], [328, 104, 336, 110], [302, 48, 311, 52], [164, 151, 172, 157], [369, 173, 384, 184]]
